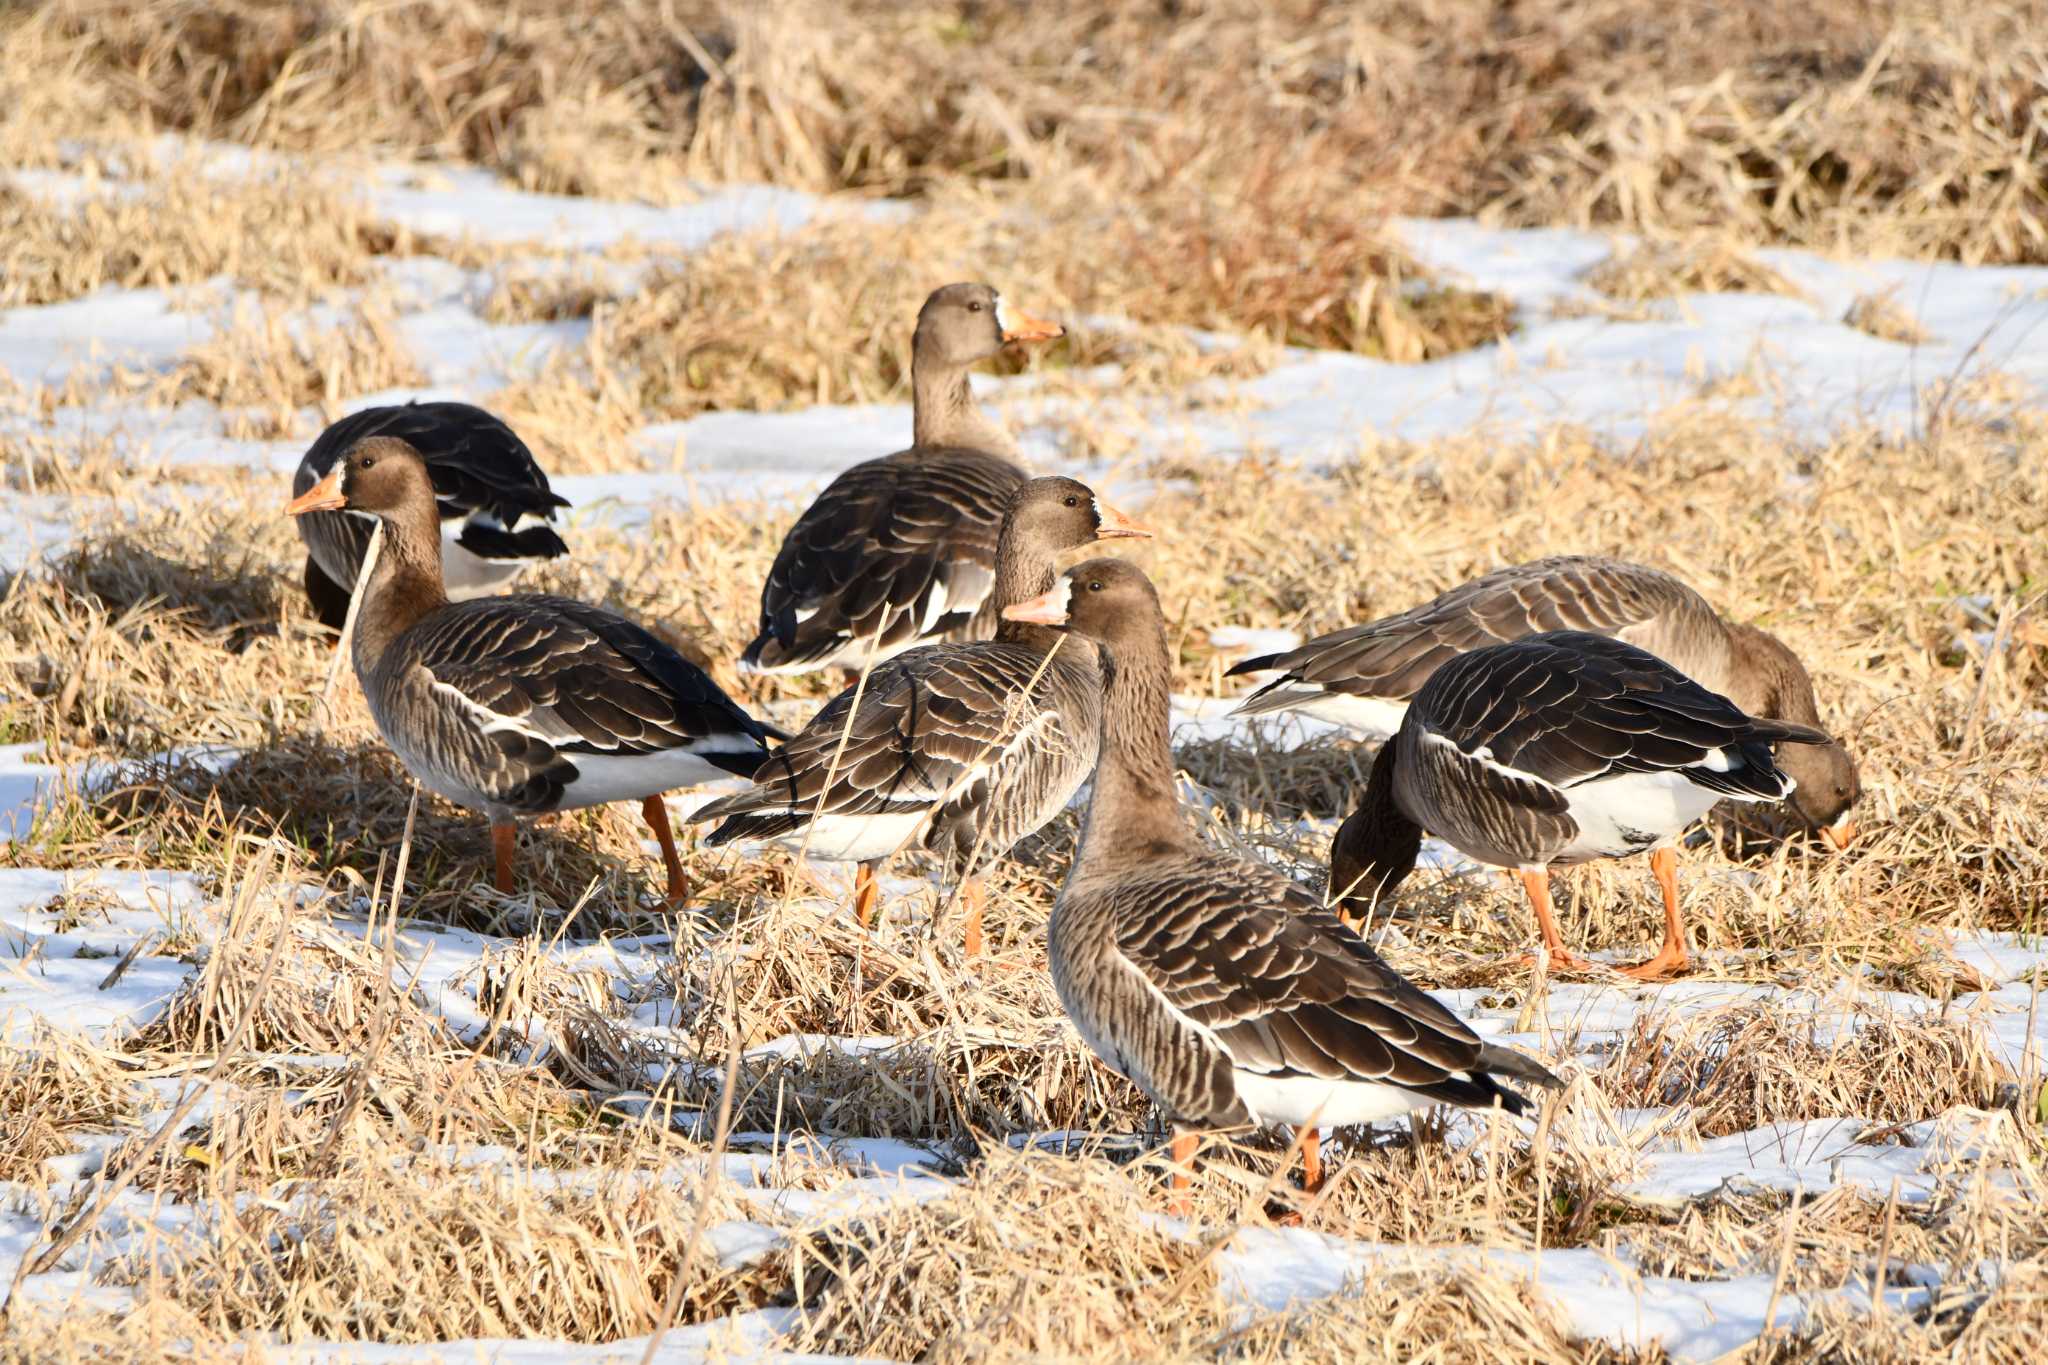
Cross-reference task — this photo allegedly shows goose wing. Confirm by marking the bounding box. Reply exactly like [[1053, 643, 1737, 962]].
[[1112, 860, 1551, 1105], [742, 448, 1025, 673], [405, 596, 773, 769], [1416, 630, 1824, 800], [699, 640, 1079, 854], [1231, 557, 1702, 714]]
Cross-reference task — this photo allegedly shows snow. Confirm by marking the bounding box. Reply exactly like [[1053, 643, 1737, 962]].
[[0, 867, 210, 1045], [1217, 1227, 1829, 1362]]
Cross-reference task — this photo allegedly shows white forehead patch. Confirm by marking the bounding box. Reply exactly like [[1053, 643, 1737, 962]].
[[993, 293, 1011, 335], [1041, 573, 1074, 622]]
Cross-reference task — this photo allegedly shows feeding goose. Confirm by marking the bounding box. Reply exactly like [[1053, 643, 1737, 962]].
[[1229, 556, 1860, 847], [286, 437, 778, 905], [1005, 559, 1559, 1206], [697, 476, 1149, 955], [1330, 629, 1834, 980], [292, 401, 570, 632], [739, 283, 1065, 682]]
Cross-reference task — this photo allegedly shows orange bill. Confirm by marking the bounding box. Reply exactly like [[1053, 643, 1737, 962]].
[[1002, 579, 1071, 626], [1821, 819, 1856, 851], [1094, 499, 1153, 539], [997, 297, 1065, 344], [285, 467, 347, 516]]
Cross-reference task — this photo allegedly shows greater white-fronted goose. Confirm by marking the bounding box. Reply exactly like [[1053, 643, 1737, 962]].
[[739, 283, 1064, 681], [697, 476, 1149, 955], [1331, 629, 1833, 980], [292, 401, 570, 631], [1230, 556, 1860, 846], [285, 437, 777, 904], [1006, 559, 1559, 1206]]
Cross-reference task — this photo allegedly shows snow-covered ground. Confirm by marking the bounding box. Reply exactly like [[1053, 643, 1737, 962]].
[[2, 141, 2044, 1360]]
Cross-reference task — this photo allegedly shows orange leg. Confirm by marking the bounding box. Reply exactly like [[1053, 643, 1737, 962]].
[[1517, 868, 1598, 973], [962, 877, 986, 958], [1300, 1127, 1323, 1194], [490, 821, 517, 895], [841, 668, 864, 692], [1620, 846, 1691, 981], [853, 861, 879, 930], [640, 795, 689, 908], [1168, 1131, 1199, 1216]]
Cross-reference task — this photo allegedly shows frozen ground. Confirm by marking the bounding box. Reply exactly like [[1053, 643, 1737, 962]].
[[1, 142, 2043, 1360]]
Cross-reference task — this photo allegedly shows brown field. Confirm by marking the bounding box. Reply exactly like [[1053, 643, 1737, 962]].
[[0, 2, 2044, 1361]]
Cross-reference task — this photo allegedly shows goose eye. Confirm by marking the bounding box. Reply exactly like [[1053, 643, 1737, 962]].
[[966, 301, 983, 312], [1063, 495, 1079, 507], [358, 456, 377, 471], [1088, 580, 1104, 592]]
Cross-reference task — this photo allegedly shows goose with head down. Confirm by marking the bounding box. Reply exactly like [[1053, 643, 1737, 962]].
[[739, 283, 1065, 682], [291, 401, 570, 632], [697, 475, 1149, 955], [1005, 558, 1560, 1206], [1230, 556, 1860, 848], [1329, 629, 1834, 980], [287, 437, 778, 905]]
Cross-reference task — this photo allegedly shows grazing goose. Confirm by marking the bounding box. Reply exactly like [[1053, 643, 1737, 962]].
[[697, 476, 1149, 955], [739, 283, 1064, 681], [286, 437, 776, 905], [1330, 630, 1833, 980], [1006, 559, 1559, 1206], [1230, 556, 1860, 846], [292, 402, 570, 631]]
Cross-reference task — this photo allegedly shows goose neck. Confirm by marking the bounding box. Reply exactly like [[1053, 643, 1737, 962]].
[[1076, 623, 1190, 869]]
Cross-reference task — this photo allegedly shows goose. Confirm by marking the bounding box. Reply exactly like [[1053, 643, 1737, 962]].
[[1004, 559, 1559, 1206], [285, 436, 777, 904], [739, 283, 1064, 682], [292, 401, 570, 631], [696, 476, 1149, 955], [1330, 630, 1834, 980], [1229, 556, 1859, 847]]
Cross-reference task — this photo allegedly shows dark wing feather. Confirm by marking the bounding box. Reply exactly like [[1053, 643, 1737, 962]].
[[1232, 557, 1705, 710], [698, 639, 1068, 849], [1114, 858, 1555, 1110], [1415, 630, 1823, 798], [295, 401, 569, 525], [742, 447, 1025, 671], [407, 595, 772, 767]]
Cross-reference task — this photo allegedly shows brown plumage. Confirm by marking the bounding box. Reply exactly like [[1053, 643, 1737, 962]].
[[1230, 556, 1859, 843], [1010, 559, 1558, 1204], [286, 437, 775, 905], [697, 477, 1149, 954], [741, 283, 1065, 677], [1331, 630, 1833, 980]]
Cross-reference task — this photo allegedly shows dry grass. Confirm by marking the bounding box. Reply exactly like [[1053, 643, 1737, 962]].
[[0, 168, 402, 309], [1600, 1001, 2013, 1137], [0, 1027, 135, 1183], [1844, 288, 1935, 344], [6, 1, 2043, 266], [1586, 235, 1808, 302]]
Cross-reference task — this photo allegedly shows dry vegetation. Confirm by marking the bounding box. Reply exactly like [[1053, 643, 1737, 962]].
[[1, 1, 2046, 1361]]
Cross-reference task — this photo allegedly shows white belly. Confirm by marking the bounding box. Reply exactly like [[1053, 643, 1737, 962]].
[[1554, 769, 1725, 863], [441, 532, 531, 599], [742, 810, 929, 863], [1232, 1069, 1438, 1127], [558, 748, 750, 811]]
